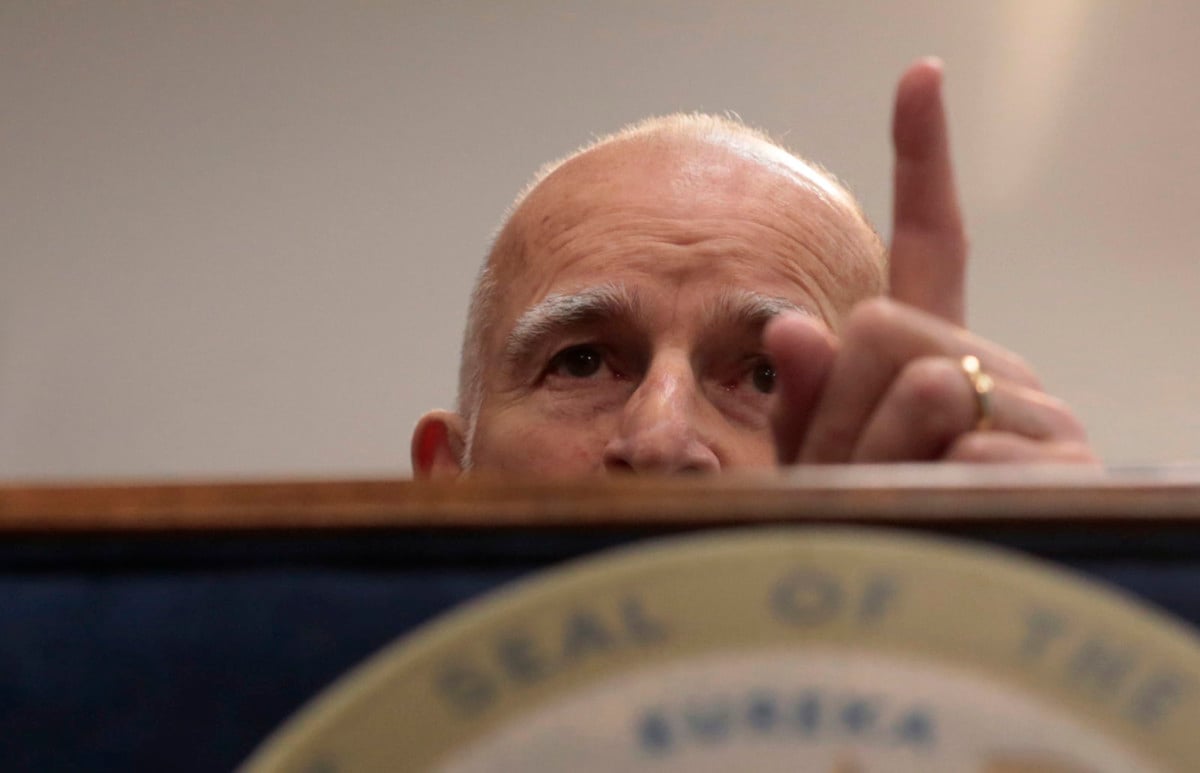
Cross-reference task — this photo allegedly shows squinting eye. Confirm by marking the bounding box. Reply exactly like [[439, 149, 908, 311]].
[[548, 344, 605, 378], [751, 360, 776, 394]]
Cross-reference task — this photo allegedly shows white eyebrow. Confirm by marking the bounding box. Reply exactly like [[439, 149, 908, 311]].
[[504, 283, 640, 364], [701, 288, 809, 329], [503, 285, 811, 369]]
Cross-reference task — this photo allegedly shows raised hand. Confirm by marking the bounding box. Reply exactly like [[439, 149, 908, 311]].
[[766, 59, 1095, 465]]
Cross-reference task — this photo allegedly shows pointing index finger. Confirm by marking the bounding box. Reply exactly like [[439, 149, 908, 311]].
[[889, 57, 969, 326]]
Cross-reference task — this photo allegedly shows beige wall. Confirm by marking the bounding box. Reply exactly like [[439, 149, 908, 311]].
[[4, 2, 1199, 480]]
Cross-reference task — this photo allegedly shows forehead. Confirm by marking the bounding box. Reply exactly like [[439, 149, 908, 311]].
[[487, 134, 881, 342], [521, 134, 857, 242]]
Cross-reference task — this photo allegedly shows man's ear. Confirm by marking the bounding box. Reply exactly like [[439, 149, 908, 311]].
[[411, 410, 467, 480]]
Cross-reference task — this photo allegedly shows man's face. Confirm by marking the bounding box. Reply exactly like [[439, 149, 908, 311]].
[[464, 135, 882, 475]]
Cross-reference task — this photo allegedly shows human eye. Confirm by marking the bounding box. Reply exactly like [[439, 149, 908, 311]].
[[722, 355, 775, 395], [709, 354, 775, 428], [545, 344, 610, 380], [748, 357, 776, 394]]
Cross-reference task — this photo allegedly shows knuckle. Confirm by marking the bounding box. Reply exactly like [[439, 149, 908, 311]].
[[891, 358, 970, 430]]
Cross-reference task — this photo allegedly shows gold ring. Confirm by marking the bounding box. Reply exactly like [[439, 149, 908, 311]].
[[960, 355, 995, 431]]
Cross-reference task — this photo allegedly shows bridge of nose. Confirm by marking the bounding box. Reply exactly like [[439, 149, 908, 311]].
[[605, 351, 720, 474]]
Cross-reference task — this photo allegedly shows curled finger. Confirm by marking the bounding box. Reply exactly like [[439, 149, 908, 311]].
[[849, 355, 1089, 463]]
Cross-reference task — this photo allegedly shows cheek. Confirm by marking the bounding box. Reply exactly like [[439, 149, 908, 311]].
[[469, 410, 612, 476]]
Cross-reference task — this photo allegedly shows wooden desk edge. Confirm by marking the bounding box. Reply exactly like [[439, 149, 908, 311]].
[[3, 473, 1200, 533]]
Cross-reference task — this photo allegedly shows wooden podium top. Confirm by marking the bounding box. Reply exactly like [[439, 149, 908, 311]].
[[4, 464, 1200, 533]]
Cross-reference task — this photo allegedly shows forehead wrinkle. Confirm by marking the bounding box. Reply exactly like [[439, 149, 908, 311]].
[[749, 197, 881, 323], [503, 283, 641, 363], [538, 211, 829, 276]]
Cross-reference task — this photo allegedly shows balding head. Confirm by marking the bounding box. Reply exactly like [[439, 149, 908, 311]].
[[457, 114, 884, 421], [410, 113, 888, 477]]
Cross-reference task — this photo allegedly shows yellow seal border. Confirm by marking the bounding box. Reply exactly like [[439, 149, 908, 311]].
[[243, 528, 1200, 772]]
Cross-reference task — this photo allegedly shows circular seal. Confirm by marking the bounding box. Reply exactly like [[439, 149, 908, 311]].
[[243, 529, 1200, 772]]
